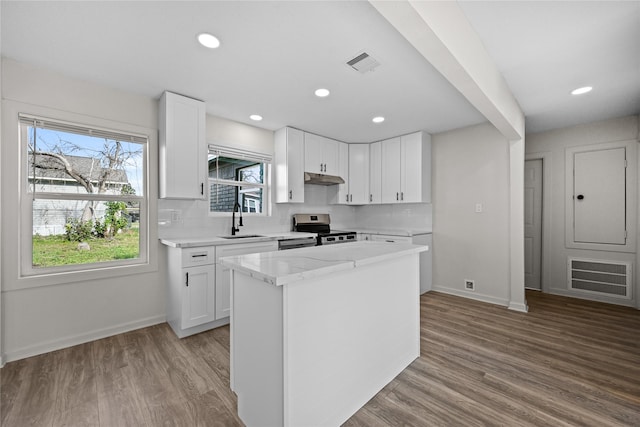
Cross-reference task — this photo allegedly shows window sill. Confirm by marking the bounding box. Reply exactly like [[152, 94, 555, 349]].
[[7, 260, 158, 292]]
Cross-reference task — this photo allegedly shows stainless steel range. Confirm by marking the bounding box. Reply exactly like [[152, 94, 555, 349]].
[[292, 214, 357, 245]]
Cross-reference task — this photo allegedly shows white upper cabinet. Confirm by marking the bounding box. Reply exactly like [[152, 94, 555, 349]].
[[401, 131, 431, 203], [159, 91, 206, 199], [381, 132, 431, 204], [369, 141, 382, 204], [274, 127, 305, 203], [347, 144, 370, 204], [304, 133, 340, 176], [333, 142, 350, 204], [381, 137, 402, 203], [331, 143, 369, 205]]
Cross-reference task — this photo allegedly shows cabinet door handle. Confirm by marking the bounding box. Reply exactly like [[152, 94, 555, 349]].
[[191, 254, 207, 258], [401, 192, 404, 201], [200, 183, 204, 195], [350, 194, 352, 202], [396, 192, 399, 201], [346, 194, 349, 202], [289, 190, 292, 200], [369, 194, 373, 202], [185, 272, 189, 287], [577, 194, 585, 200]]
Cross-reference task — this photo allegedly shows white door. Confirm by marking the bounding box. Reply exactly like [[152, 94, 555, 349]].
[[348, 144, 370, 204], [322, 137, 340, 176], [573, 148, 626, 244], [381, 137, 401, 203], [182, 265, 216, 328], [304, 133, 324, 173], [524, 159, 543, 290], [400, 132, 422, 203], [369, 141, 382, 204]]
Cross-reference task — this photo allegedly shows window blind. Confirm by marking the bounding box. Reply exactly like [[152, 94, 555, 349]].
[[19, 114, 148, 144], [208, 144, 272, 163]]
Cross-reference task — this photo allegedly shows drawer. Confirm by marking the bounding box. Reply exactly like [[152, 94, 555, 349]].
[[371, 234, 412, 243], [181, 246, 215, 267], [216, 241, 278, 260]]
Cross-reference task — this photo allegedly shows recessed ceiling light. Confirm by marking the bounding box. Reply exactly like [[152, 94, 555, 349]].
[[372, 116, 385, 124], [197, 33, 220, 49], [315, 88, 330, 98], [571, 86, 592, 95], [249, 114, 263, 121]]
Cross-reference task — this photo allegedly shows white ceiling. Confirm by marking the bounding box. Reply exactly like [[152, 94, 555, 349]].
[[1, 1, 639, 143]]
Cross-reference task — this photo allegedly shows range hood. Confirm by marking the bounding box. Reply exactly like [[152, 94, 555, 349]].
[[304, 172, 345, 186]]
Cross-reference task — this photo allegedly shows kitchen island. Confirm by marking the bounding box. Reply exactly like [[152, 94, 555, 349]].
[[220, 241, 427, 427]]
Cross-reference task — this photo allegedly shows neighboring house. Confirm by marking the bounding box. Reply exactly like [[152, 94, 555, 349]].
[[208, 156, 263, 213], [29, 153, 129, 236]]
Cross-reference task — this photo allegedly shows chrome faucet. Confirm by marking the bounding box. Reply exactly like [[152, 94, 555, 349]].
[[231, 202, 243, 235]]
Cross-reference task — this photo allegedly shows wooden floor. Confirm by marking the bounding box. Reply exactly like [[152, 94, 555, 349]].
[[2, 291, 639, 426]]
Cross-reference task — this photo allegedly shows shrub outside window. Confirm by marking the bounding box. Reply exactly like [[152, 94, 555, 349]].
[[20, 114, 148, 275]]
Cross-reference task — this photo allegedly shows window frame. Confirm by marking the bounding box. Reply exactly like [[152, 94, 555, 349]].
[[207, 145, 271, 217], [18, 113, 151, 279]]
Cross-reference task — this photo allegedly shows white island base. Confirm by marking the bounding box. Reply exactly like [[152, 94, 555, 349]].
[[224, 242, 424, 427]]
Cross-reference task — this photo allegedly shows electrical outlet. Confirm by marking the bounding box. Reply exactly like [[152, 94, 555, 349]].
[[464, 279, 475, 291], [475, 203, 483, 213]]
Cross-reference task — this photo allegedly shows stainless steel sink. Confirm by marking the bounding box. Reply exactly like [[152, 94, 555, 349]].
[[219, 234, 266, 239]]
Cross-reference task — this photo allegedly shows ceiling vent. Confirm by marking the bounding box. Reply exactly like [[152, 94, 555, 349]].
[[346, 52, 379, 74]]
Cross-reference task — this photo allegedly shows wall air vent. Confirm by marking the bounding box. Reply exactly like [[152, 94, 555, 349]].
[[346, 51, 380, 74], [568, 258, 632, 299]]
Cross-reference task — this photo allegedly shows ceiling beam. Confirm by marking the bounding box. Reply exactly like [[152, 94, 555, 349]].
[[369, 0, 524, 140]]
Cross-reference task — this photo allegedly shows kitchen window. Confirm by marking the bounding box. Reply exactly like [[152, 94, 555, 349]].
[[20, 114, 148, 276], [208, 146, 271, 215]]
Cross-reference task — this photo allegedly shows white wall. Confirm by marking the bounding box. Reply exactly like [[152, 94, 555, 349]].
[[526, 115, 640, 308], [1, 59, 164, 362], [432, 122, 511, 306], [0, 33, 4, 365]]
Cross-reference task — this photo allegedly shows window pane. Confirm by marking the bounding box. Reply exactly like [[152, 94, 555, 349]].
[[27, 125, 145, 196], [209, 183, 263, 214], [32, 199, 140, 268], [208, 155, 263, 184]]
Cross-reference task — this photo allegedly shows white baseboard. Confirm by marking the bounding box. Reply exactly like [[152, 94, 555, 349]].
[[508, 301, 529, 313], [2, 314, 166, 365], [431, 285, 509, 307], [547, 287, 637, 308]]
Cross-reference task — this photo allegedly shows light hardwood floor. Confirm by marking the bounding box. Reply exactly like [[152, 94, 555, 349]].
[[2, 291, 639, 426]]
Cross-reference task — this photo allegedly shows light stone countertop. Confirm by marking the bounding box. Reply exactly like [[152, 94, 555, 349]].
[[160, 232, 317, 248], [349, 228, 432, 236], [219, 241, 428, 286]]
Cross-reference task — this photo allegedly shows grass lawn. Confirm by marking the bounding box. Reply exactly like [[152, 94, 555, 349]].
[[33, 228, 139, 267]]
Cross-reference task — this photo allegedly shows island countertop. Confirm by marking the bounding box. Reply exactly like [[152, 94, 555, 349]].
[[219, 241, 428, 286]]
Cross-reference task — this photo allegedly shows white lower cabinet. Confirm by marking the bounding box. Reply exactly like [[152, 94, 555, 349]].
[[370, 233, 432, 294], [167, 240, 279, 337], [182, 264, 216, 328], [167, 246, 217, 338], [215, 241, 278, 320]]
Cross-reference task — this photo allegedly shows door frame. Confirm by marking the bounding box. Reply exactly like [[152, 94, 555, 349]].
[[525, 152, 552, 293]]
